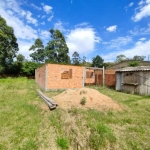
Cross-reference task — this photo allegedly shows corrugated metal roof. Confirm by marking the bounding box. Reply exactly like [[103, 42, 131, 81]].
[[116, 66, 150, 72]]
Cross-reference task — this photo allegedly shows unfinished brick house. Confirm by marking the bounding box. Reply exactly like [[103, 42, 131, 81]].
[[35, 64, 85, 90], [35, 63, 115, 91]]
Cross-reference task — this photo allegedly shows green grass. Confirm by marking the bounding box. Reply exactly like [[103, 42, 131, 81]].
[[56, 137, 69, 150], [0, 78, 150, 150], [0, 77, 57, 150]]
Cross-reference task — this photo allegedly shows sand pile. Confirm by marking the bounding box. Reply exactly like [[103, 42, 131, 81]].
[[52, 88, 122, 111]]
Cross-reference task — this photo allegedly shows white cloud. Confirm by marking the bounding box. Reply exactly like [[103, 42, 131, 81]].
[[42, 4, 53, 14], [31, 3, 42, 10], [20, 10, 26, 17], [18, 40, 34, 59], [138, 0, 144, 5], [125, 2, 134, 11], [41, 15, 46, 19], [129, 24, 150, 35], [102, 39, 150, 62], [54, 21, 66, 32], [3, 0, 21, 14], [106, 25, 117, 32], [47, 15, 53, 21], [103, 36, 132, 50], [66, 28, 100, 56], [41, 22, 45, 25], [132, 0, 150, 21], [0, 6, 38, 40], [129, 2, 134, 7], [75, 22, 90, 28], [26, 11, 38, 26], [39, 30, 50, 39], [139, 37, 146, 41], [0, 0, 39, 58]]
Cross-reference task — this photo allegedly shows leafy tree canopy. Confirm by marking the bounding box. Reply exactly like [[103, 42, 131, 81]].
[[0, 16, 19, 73], [92, 55, 104, 68], [16, 54, 25, 62], [45, 29, 70, 64], [115, 54, 127, 63], [29, 38, 45, 62], [72, 51, 81, 65], [21, 61, 42, 76], [133, 55, 145, 61], [71, 51, 86, 66]]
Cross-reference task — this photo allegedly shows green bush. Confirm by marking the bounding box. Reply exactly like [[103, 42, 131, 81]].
[[80, 97, 86, 105], [128, 61, 139, 67]]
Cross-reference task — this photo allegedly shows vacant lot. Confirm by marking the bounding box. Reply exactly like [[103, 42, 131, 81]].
[[0, 78, 150, 150]]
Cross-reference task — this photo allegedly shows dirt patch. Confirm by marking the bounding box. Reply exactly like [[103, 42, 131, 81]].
[[52, 87, 122, 111]]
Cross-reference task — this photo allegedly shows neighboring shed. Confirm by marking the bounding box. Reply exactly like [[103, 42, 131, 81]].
[[116, 66, 150, 95]]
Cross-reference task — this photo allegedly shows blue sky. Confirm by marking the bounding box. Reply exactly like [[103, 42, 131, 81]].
[[0, 0, 150, 62]]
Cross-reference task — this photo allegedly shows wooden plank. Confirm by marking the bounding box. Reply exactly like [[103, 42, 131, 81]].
[[37, 89, 57, 109]]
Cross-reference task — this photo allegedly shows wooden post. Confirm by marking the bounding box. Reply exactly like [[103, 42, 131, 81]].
[[102, 66, 105, 87]]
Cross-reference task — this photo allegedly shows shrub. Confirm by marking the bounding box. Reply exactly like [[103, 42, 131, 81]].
[[80, 97, 86, 105], [128, 61, 139, 67]]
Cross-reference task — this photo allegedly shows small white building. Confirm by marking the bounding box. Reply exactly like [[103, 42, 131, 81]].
[[116, 66, 150, 95]]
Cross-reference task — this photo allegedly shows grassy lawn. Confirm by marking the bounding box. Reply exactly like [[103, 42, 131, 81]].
[[0, 78, 150, 150]]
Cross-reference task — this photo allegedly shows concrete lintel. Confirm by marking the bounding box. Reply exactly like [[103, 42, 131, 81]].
[[85, 67, 103, 70]]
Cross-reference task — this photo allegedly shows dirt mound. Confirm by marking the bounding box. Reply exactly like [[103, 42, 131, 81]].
[[52, 88, 122, 111]]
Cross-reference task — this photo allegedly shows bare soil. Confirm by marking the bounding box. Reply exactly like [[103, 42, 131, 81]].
[[52, 87, 122, 111]]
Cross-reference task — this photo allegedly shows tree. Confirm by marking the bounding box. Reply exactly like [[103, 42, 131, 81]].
[[115, 54, 127, 63], [16, 54, 25, 62], [29, 38, 45, 62], [45, 29, 70, 64], [103, 62, 116, 69], [81, 56, 86, 66], [0, 16, 19, 73], [10, 54, 25, 75], [92, 55, 104, 68], [133, 55, 145, 61], [72, 51, 81, 65], [21, 61, 41, 76]]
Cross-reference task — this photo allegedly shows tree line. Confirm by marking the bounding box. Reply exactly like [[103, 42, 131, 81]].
[[0, 16, 105, 76], [0, 16, 146, 77]]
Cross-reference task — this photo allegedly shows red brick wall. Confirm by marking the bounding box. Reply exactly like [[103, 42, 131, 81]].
[[95, 70, 116, 87], [105, 74, 116, 86], [35, 64, 46, 89], [47, 64, 83, 89], [35, 65, 116, 90], [85, 69, 95, 84]]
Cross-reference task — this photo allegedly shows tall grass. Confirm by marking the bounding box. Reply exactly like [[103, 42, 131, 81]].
[[0, 77, 57, 150], [0, 78, 150, 150]]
